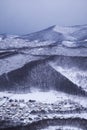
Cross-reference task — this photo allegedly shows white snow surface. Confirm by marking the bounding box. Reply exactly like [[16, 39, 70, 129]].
[[62, 41, 76, 47], [84, 39, 87, 42], [41, 126, 82, 130], [0, 90, 87, 107], [53, 26, 76, 34], [53, 26, 77, 41], [0, 91, 58, 104], [49, 62, 87, 92]]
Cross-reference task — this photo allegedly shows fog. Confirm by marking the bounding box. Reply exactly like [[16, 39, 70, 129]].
[[0, 0, 87, 34]]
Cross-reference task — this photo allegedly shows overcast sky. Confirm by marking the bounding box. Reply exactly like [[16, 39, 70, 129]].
[[0, 0, 87, 34]]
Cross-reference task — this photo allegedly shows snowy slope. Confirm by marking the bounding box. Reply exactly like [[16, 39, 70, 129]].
[[0, 25, 87, 129], [0, 25, 87, 93], [0, 25, 87, 49], [18, 24, 87, 47]]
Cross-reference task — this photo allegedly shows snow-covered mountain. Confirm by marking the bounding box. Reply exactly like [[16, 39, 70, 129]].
[[0, 25, 87, 49], [18, 24, 87, 47], [0, 25, 87, 130], [0, 25, 87, 93]]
